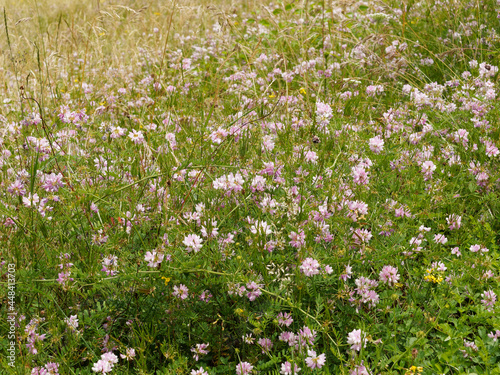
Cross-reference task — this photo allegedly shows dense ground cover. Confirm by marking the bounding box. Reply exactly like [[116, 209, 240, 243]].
[[1, 0, 500, 373]]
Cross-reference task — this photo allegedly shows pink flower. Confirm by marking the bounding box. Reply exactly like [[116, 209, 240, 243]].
[[323, 265, 333, 274], [479, 62, 499, 77], [300, 258, 320, 277], [92, 360, 113, 374], [128, 129, 144, 144], [199, 290, 212, 302], [488, 330, 500, 341], [347, 329, 366, 351], [173, 284, 189, 300], [345, 200, 369, 222], [183, 234, 203, 253], [366, 85, 384, 96], [262, 135, 275, 152], [250, 175, 266, 192], [289, 230, 306, 249], [277, 312, 293, 327], [101, 255, 118, 276], [250, 220, 272, 235], [368, 136, 384, 153], [421, 160, 436, 180], [352, 228, 372, 245], [340, 264, 353, 281], [246, 281, 263, 301], [41, 173, 65, 192], [316, 101, 332, 126], [257, 338, 273, 353], [469, 244, 489, 254], [209, 127, 229, 144], [421, 161, 436, 174], [279, 331, 296, 346], [101, 353, 118, 364], [191, 343, 209, 361], [305, 350, 326, 369], [464, 339, 479, 352], [92, 353, 118, 374], [298, 326, 317, 348], [191, 368, 209, 375], [305, 151, 319, 163], [351, 165, 370, 185], [433, 234, 448, 245], [350, 361, 372, 375], [23, 193, 40, 207], [165, 132, 177, 149], [483, 270, 494, 279], [485, 140, 499, 157], [481, 290, 497, 311], [236, 362, 253, 375], [144, 250, 165, 268], [280, 361, 301, 375], [213, 172, 245, 193], [32, 363, 60, 375], [379, 265, 400, 286], [120, 348, 136, 361], [446, 214, 462, 230], [7, 180, 26, 196], [470, 244, 481, 253], [451, 247, 461, 257], [355, 277, 379, 308], [450, 129, 469, 146], [64, 315, 79, 331], [431, 261, 447, 272]]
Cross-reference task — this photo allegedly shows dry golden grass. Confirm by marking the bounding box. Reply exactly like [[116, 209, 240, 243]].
[[1, 0, 263, 102]]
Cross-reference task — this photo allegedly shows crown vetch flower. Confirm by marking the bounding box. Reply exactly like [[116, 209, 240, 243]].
[[305, 350, 326, 369]]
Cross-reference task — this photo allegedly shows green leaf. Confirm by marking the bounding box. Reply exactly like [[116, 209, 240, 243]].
[[259, 19, 271, 27], [39, 222, 49, 238], [468, 180, 476, 192]]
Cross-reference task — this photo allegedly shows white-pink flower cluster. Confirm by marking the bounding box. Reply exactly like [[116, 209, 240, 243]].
[[92, 352, 118, 374], [379, 265, 400, 286], [300, 257, 333, 277], [470, 244, 489, 254], [347, 329, 367, 352], [183, 234, 203, 253], [315, 101, 332, 127], [368, 136, 384, 154], [421, 160, 436, 180], [213, 172, 245, 194], [144, 250, 165, 267]]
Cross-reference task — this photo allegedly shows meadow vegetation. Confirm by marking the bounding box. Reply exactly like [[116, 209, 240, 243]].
[[1, 0, 500, 373]]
